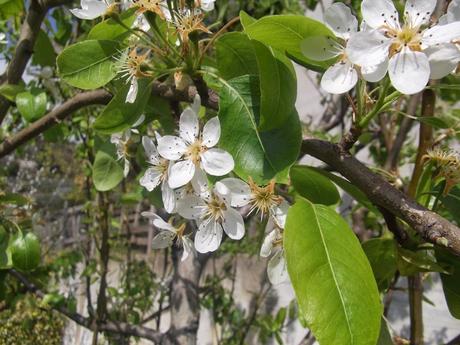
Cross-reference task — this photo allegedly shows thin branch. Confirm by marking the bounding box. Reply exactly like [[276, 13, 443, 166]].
[[302, 138, 460, 257], [7, 269, 165, 343], [0, 90, 112, 158], [0, 82, 218, 159]]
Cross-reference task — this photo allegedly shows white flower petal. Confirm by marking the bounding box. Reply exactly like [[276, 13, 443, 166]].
[[222, 208, 245, 240], [142, 212, 176, 232], [152, 232, 176, 249], [260, 230, 278, 258], [361, 58, 389, 82], [425, 43, 460, 79], [321, 62, 358, 94], [301, 36, 342, 62], [422, 22, 460, 47], [123, 158, 130, 177], [142, 136, 160, 165], [161, 180, 176, 213], [132, 114, 145, 128], [157, 135, 187, 160], [361, 0, 399, 29], [346, 30, 391, 67], [191, 168, 210, 199], [272, 200, 289, 229], [443, 0, 460, 24], [126, 78, 138, 103], [404, 0, 436, 27], [267, 250, 289, 285], [180, 108, 199, 144], [176, 195, 206, 219], [70, 0, 107, 19], [324, 3, 358, 40], [181, 237, 194, 261], [195, 221, 223, 253], [140, 168, 162, 191], [168, 160, 196, 189], [215, 178, 251, 208], [389, 48, 430, 95], [202, 117, 221, 148], [201, 149, 234, 176], [200, 0, 215, 12]]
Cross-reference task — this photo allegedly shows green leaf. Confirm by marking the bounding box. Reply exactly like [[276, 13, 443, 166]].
[[362, 238, 398, 291], [377, 318, 394, 345], [10, 233, 41, 272], [436, 248, 460, 319], [216, 32, 259, 80], [239, 11, 256, 29], [57, 40, 120, 90], [0, 225, 9, 268], [0, 84, 25, 101], [0, 193, 29, 206], [0, 0, 23, 19], [32, 30, 56, 67], [399, 112, 450, 129], [88, 8, 137, 41], [309, 167, 380, 214], [285, 199, 382, 345], [290, 165, 340, 205], [244, 15, 333, 72], [397, 247, 448, 276], [93, 79, 151, 134], [441, 186, 460, 224], [252, 40, 297, 131], [218, 75, 301, 183], [16, 89, 47, 122], [92, 151, 124, 191]]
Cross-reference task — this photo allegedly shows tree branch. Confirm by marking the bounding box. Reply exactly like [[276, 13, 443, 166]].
[[0, 90, 112, 158], [0, 0, 72, 122], [302, 138, 460, 257], [7, 269, 165, 343]]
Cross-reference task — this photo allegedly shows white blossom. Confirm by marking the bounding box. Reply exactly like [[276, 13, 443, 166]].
[[198, 0, 215, 12], [142, 212, 194, 261], [346, 0, 460, 94], [260, 204, 289, 285], [175, 183, 245, 254], [70, 0, 109, 20], [157, 95, 234, 189], [111, 115, 144, 177], [0, 33, 6, 44], [139, 136, 176, 213]]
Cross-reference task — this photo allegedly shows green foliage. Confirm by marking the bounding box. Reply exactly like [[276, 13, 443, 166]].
[[218, 75, 301, 183], [92, 150, 124, 191], [32, 30, 56, 67], [57, 40, 120, 89], [88, 8, 137, 41], [93, 79, 152, 134], [16, 88, 47, 122], [244, 15, 333, 72], [0, 296, 64, 345], [436, 248, 460, 319], [285, 199, 382, 345], [290, 165, 340, 205], [10, 233, 41, 272], [363, 238, 398, 291]]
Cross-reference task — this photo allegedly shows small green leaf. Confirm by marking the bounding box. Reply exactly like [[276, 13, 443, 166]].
[[436, 248, 460, 319], [290, 165, 340, 205], [218, 75, 301, 183], [10, 232, 41, 272], [93, 79, 152, 134], [239, 11, 256, 29], [285, 199, 382, 345], [57, 40, 120, 90], [0, 84, 25, 101], [397, 247, 448, 276], [16, 89, 47, 122], [92, 151, 124, 191], [244, 15, 333, 72], [32, 30, 56, 67], [363, 238, 398, 291], [88, 8, 137, 41]]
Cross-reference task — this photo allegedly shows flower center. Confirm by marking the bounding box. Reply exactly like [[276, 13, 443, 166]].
[[385, 24, 422, 56], [248, 178, 283, 216], [203, 194, 227, 223], [186, 140, 205, 164], [156, 159, 170, 181]]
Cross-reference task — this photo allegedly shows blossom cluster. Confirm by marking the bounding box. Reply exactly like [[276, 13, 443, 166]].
[[303, 0, 460, 95], [118, 96, 289, 284]]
